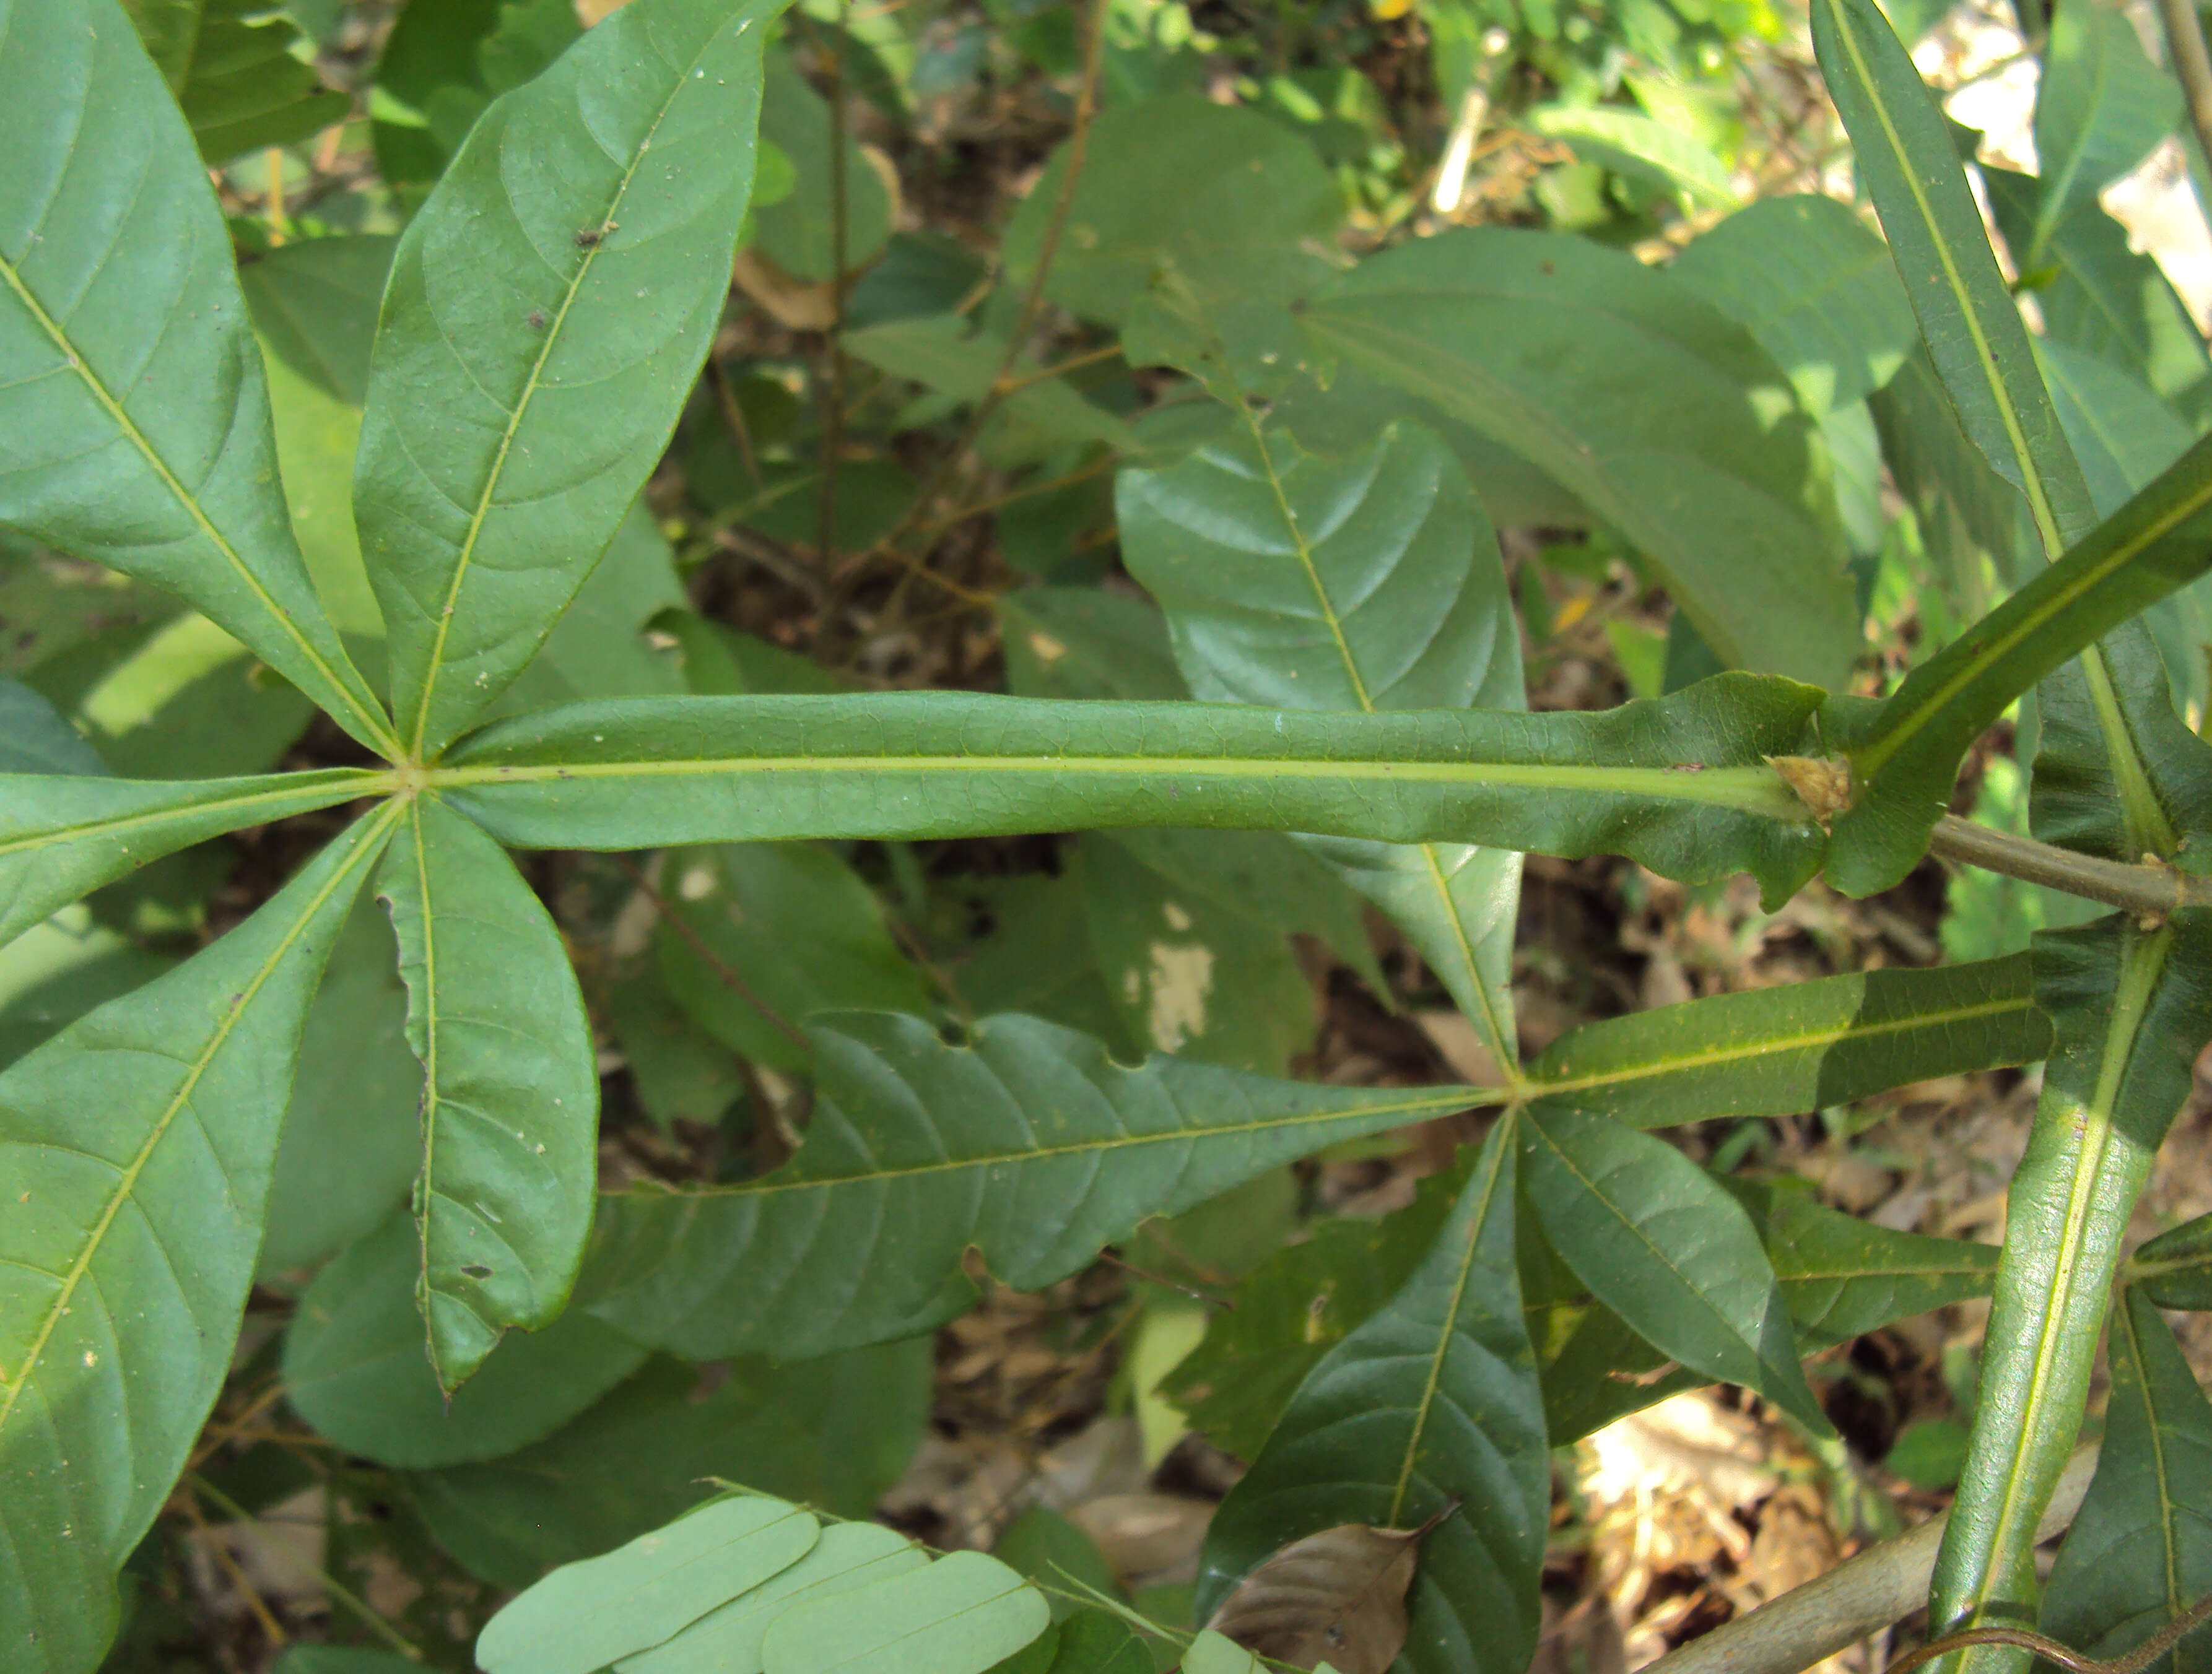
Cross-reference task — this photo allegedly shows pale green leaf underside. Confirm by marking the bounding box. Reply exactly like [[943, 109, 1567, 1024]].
[[0, 766, 381, 950], [0, 0, 391, 754], [435, 684, 1830, 903], [0, 805, 395, 1673], [377, 796, 599, 1389], [356, 0, 783, 760]]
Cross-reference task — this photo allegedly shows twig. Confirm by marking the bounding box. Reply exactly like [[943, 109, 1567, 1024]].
[[1927, 814, 2212, 919], [185, 1475, 422, 1661], [1886, 1592, 2212, 1674], [706, 352, 764, 490], [848, 0, 1110, 571], [816, 0, 853, 564], [177, 1485, 290, 1650], [1635, 1445, 2098, 1674], [2159, 0, 2212, 178]]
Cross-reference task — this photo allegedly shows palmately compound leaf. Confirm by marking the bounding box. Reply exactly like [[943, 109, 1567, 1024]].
[[435, 684, 1832, 906], [1519, 1106, 1832, 1435], [759, 1549, 1050, 1674], [1524, 953, 2050, 1127], [355, 0, 785, 761], [0, 768, 380, 950], [377, 796, 599, 1389], [282, 1208, 645, 1471], [1197, 1121, 1548, 1674], [121, 0, 349, 161], [0, 805, 398, 1673], [619, 1520, 930, 1674], [2041, 1287, 2212, 1674], [0, 0, 393, 754], [1118, 417, 1526, 1064], [1928, 915, 2212, 1665], [582, 1011, 1485, 1361], [1297, 228, 1860, 690], [476, 1494, 821, 1674]]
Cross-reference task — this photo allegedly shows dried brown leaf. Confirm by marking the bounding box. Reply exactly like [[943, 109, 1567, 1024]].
[[1201, 1512, 1450, 1674]]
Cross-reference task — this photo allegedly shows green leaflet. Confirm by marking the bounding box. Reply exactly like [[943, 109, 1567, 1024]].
[[1519, 1106, 1832, 1434], [1117, 417, 1526, 1062], [355, 0, 784, 761], [0, 0, 392, 754], [581, 1011, 1487, 1361], [477, 1495, 823, 1674], [1670, 193, 1918, 416], [0, 767, 380, 950], [1809, 0, 2097, 557], [1523, 954, 2050, 1125], [283, 1208, 645, 1471], [1194, 1122, 1549, 1674], [2129, 1214, 2212, 1308], [1928, 915, 2212, 1662], [1833, 432, 2212, 893], [0, 678, 105, 777], [0, 804, 396, 1674], [1728, 1181, 1998, 1347], [2041, 1288, 2212, 1674], [1297, 227, 1860, 689], [377, 796, 601, 1389], [120, 0, 347, 160], [759, 1550, 1050, 1674], [435, 684, 1831, 905], [2028, 1, 2179, 261]]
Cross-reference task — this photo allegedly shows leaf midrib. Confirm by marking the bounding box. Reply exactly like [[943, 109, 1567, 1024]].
[[404, 19, 734, 760], [0, 771, 386, 861], [0, 802, 399, 1433], [0, 253, 396, 758]]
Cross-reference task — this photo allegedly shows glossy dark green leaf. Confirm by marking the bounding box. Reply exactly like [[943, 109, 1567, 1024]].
[[0, 805, 396, 1673], [437, 683, 1832, 905], [1519, 1105, 1831, 1433], [0, 0, 393, 753], [2041, 1287, 2212, 1674], [1118, 417, 1525, 1060], [1299, 228, 1858, 688], [122, 0, 347, 160], [1523, 954, 2050, 1127], [1670, 194, 1917, 415], [1929, 915, 2212, 1656], [376, 796, 600, 1388], [2029, 1, 2179, 256], [1728, 1180, 1998, 1345], [284, 1209, 646, 1470], [582, 1011, 1484, 1360], [476, 1494, 822, 1674], [258, 893, 423, 1274], [355, 0, 782, 760], [0, 677, 103, 776], [655, 842, 930, 1074], [411, 1343, 932, 1589], [1196, 1122, 1548, 1674]]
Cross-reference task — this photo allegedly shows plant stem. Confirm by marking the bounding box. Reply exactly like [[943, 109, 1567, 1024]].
[[816, 0, 851, 566], [1638, 1445, 2099, 1674], [185, 1474, 423, 1661], [1927, 814, 2211, 917], [2156, 0, 2212, 187]]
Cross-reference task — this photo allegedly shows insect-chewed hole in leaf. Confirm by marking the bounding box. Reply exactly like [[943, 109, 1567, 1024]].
[[461, 1263, 494, 1279], [1201, 1507, 1454, 1674]]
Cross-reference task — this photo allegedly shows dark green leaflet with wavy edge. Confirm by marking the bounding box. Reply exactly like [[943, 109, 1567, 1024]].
[[437, 683, 1830, 904], [355, 0, 782, 760], [1520, 1105, 1831, 1434], [1928, 915, 2212, 1662], [580, 1011, 1485, 1360], [1296, 226, 1859, 690], [1525, 954, 2049, 1125], [2040, 1287, 2212, 1674], [1195, 1121, 1548, 1674], [0, 806, 395, 1674], [377, 796, 600, 1388], [0, 767, 382, 950], [1117, 416, 1527, 1062], [0, 0, 391, 755]]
